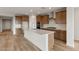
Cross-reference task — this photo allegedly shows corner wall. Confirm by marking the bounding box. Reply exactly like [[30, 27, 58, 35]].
[[29, 15, 37, 30], [12, 16, 16, 35], [67, 7, 74, 47], [74, 8, 79, 40]]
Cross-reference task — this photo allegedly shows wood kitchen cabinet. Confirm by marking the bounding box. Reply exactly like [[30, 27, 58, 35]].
[[60, 30, 66, 42], [16, 16, 22, 21], [54, 30, 66, 42], [36, 16, 42, 23], [16, 16, 29, 21], [42, 15, 49, 24], [36, 15, 49, 24], [56, 10, 66, 24], [21, 16, 29, 21], [54, 30, 60, 39]]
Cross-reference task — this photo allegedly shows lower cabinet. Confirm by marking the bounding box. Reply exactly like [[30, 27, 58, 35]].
[[54, 30, 60, 39], [54, 30, 66, 42]]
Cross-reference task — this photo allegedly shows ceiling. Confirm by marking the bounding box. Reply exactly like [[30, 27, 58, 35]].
[[0, 7, 64, 16]]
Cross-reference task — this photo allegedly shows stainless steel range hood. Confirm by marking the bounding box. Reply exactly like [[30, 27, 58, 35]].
[[49, 11, 56, 20]]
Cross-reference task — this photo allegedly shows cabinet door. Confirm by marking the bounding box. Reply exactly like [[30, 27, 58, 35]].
[[37, 15, 49, 24], [16, 16, 22, 21], [54, 30, 61, 39], [42, 15, 49, 24], [56, 11, 66, 24], [37, 16, 43, 25], [22, 16, 29, 21], [37, 16, 42, 23], [61, 11, 66, 24], [60, 31, 66, 42]]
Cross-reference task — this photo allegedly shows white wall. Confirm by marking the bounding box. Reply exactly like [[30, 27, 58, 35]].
[[74, 8, 79, 40], [29, 15, 37, 30], [2, 20, 12, 30], [0, 19, 2, 32], [12, 16, 16, 35], [22, 21, 28, 31], [67, 7, 74, 47], [15, 20, 22, 28]]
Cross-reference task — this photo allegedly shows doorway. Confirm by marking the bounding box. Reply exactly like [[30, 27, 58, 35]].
[[2, 19, 12, 32]]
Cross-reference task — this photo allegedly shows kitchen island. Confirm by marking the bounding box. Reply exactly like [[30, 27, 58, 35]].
[[24, 29, 54, 51]]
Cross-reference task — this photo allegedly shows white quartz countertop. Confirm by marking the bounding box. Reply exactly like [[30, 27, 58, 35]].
[[24, 29, 54, 35], [56, 28, 66, 31], [32, 29, 54, 35]]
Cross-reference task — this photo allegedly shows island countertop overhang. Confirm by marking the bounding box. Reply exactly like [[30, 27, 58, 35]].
[[32, 29, 55, 35]]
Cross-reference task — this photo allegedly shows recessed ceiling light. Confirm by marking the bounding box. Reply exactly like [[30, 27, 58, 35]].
[[49, 7, 52, 9]]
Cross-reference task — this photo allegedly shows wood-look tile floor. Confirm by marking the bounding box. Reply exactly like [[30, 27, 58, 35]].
[[50, 39, 79, 51], [0, 30, 79, 51], [0, 31, 40, 51]]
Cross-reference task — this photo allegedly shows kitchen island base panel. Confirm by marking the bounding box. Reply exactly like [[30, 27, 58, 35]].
[[48, 33, 54, 51], [24, 29, 54, 51]]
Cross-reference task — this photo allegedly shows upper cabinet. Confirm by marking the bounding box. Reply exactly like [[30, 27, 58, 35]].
[[16, 16, 22, 21], [22, 16, 29, 21], [16, 16, 29, 21], [37, 15, 49, 24], [55, 10, 66, 24], [37, 16, 42, 23], [42, 15, 49, 24]]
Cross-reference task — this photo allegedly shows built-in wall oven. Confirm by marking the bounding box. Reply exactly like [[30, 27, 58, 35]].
[[37, 22, 40, 29]]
